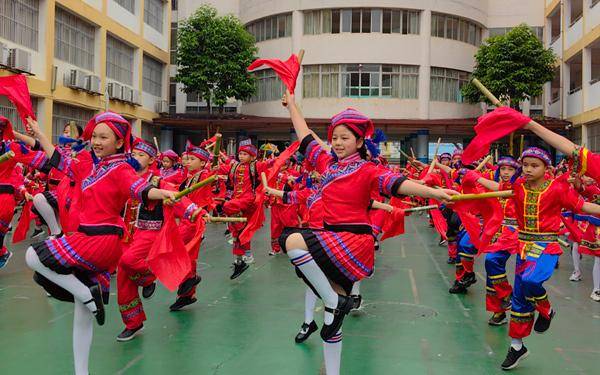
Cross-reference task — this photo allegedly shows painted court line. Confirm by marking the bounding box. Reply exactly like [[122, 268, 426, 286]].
[[407, 268, 421, 305], [115, 354, 144, 375]]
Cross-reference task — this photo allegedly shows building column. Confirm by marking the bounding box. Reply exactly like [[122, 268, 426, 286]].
[[583, 46, 591, 112], [160, 127, 173, 151], [418, 9, 431, 119], [292, 10, 304, 102], [416, 130, 429, 163]]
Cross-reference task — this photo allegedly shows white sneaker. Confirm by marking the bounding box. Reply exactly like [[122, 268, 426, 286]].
[[569, 270, 582, 282], [591, 290, 600, 302], [242, 255, 254, 264]]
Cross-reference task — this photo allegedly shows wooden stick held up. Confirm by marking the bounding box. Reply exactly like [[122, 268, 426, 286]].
[[165, 175, 216, 203], [475, 155, 492, 171], [450, 190, 513, 202], [427, 137, 442, 174], [153, 137, 160, 152], [206, 216, 247, 223], [472, 78, 501, 106]]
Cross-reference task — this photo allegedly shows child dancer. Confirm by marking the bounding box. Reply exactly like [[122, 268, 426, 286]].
[[279, 90, 456, 375], [24, 114, 177, 375]]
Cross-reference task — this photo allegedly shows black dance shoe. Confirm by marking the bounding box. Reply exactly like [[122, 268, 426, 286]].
[[116, 325, 144, 342], [534, 309, 555, 334], [461, 272, 477, 287], [294, 321, 318, 343], [177, 275, 201, 296], [320, 295, 354, 341], [142, 282, 156, 299], [230, 261, 249, 280], [448, 280, 467, 294], [85, 284, 105, 326], [169, 296, 197, 311], [501, 345, 528, 370], [488, 312, 508, 326], [350, 294, 363, 311]]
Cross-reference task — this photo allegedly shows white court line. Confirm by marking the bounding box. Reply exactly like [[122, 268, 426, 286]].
[[407, 268, 421, 305], [115, 354, 144, 375], [400, 242, 407, 258]]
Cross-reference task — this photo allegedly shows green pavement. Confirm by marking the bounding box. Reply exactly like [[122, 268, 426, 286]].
[[0, 215, 598, 374]]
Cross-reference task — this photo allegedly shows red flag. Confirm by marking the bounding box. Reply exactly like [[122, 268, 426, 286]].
[[452, 170, 503, 252], [248, 54, 301, 94], [430, 205, 448, 240], [184, 215, 207, 255], [0, 75, 35, 125], [238, 141, 300, 244], [381, 207, 406, 241], [462, 107, 531, 164], [12, 200, 33, 243], [148, 205, 191, 291]]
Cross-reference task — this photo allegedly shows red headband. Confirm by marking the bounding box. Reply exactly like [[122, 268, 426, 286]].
[[83, 112, 132, 152]]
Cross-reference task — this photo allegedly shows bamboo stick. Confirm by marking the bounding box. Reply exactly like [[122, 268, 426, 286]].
[[212, 133, 222, 167], [206, 216, 247, 223], [427, 137, 442, 174], [450, 190, 513, 202], [0, 150, 15, 164], [509, 133, 514, 156], [404, 205, 438, 213], [165, 175, 216, 203], [472, 78, 501, 106], [475, 155, 492, 171], [153, 136, 160, 152], [410, 147, 416, 159], [519, 134, 525, 155]]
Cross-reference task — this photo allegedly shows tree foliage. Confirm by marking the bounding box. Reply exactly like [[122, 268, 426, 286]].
[[175, 5, 257, 112], [461, 24, 556, 107]]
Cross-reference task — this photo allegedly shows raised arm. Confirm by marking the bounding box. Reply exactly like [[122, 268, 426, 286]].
[[13, 130, 37, 148], [26, 117, 55, 158], [284, 90, 310, 141], [525, 121, 577, 156]]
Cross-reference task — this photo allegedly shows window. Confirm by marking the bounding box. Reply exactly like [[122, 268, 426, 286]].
[[142, 122, 161, 143], [306, 8, 419, 35], [115, 0, 135, 14], [303, 65, 320, 98], [431, 13, 482, 46], [143, 55, 163, 96], [248, 69, 285, 102], [52, 102, 94, 144], [0, 0, 39, 50], [186, 89, 201, 102], [171, 0, 177, 11], [0, 96, 37, 133], [430, 67, 470, 102], [247, 13, 292, 41], [106, 35, 134, 86], [54, 7, 95, 71], [488, 26, 543, 41], [169, 77, 177, 114], [144, 0, 164, 33], [170, 22, 177, 64], [301, 64, 418, 99]]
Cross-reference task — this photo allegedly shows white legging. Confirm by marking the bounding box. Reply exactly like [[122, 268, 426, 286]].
[[32, 193, 62, 235], [25, 247, 94, 375]]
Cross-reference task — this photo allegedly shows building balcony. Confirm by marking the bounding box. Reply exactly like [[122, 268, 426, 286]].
[[550, 34, 562, 59], [566, 17, 583, 50], [567, 88, 582, 117]]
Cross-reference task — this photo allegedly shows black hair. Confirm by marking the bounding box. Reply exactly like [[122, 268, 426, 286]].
[[345, 127, 368, 159]]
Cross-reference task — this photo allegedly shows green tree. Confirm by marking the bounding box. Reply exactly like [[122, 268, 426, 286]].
[[175, 5, 257, 113], [461, 24, 556, 108]]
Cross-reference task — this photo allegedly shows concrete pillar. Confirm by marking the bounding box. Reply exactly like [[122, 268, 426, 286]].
[[160, 128, 173, 151], [409, 133, 418, 158], [416, 129, 429, 163], [418, 9, 431, 119], [583, 46, 591, 112], [292, 10, 304, 101]]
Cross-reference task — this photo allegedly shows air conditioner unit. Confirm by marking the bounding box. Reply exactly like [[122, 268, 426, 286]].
[[155, 100, 168, 114], [0, 43, 9, 66], [8, 48, 32, 72], [64, 69, 86, 89], [85, 75, 101, 94], [121, 86, 133, 103], [107, 82, 122, 100], [131, 90, 140, 105]]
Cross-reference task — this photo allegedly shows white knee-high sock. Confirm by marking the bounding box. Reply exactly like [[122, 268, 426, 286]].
[[73, 300, 93, 375], [572, 243, 581, 273], [350, 281, 360, 295], [32, 193, 61, 235], [593, 257, 600, 291], [25, 247, 96, 313], [288, 248, 338, 325], [511, 338, 523, 350], [304, 287, 318, 324], [323, 329, 343, 375]]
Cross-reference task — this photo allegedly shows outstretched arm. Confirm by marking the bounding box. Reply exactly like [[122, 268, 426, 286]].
[[582, 202, 600, 216], [284, 90, 310, 141], [525, 121, 577, 156], [396, 179, 458, 202]]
